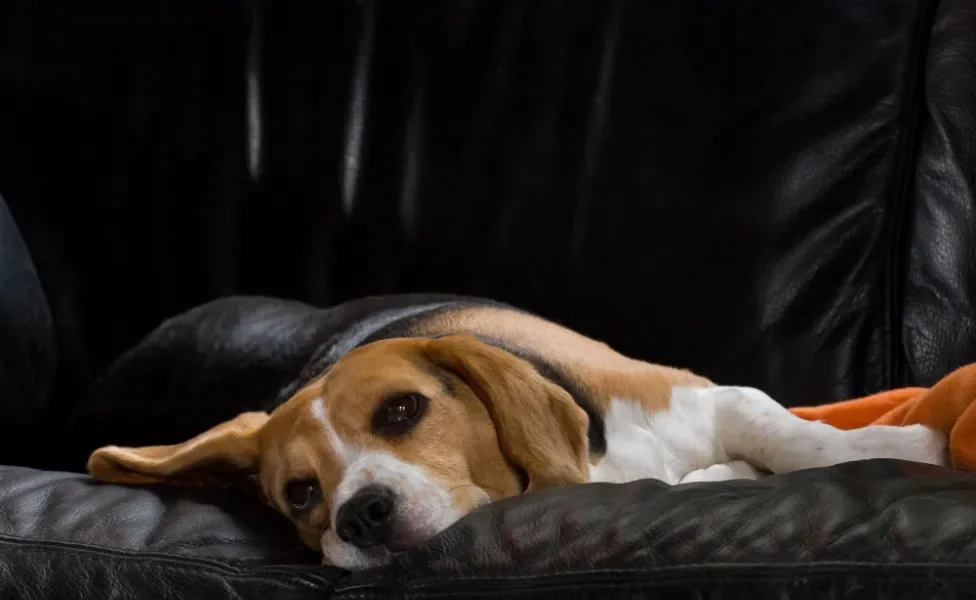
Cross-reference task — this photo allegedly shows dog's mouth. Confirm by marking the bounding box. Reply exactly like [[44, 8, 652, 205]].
[[370, 518, 429, 555], [382, 528, 425, 554], [359, 545, 397, 563], [322, 520, 435, 569]]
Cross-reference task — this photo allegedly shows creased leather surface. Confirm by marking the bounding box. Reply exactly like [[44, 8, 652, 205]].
[[337, 460, 976, 598], [4, 461, 976, 599], [0, 0, 946, 419], [903, 0, 976, 386], [0, 465, 333, 599], [64, 293, 495, 472], [65, 296, 331, 471]]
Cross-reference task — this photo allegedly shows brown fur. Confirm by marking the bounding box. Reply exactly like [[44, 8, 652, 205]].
[[411, 306, 714, 415]]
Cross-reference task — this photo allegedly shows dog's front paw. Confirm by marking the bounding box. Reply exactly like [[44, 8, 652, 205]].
[[679, 461, 766, 484], [899, 424, 950, 467]]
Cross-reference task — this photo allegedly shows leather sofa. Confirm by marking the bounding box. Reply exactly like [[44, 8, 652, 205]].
[[2, 0, 975, 598]]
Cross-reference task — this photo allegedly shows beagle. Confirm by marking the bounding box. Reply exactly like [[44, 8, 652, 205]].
[[86, 295, 949, 570]]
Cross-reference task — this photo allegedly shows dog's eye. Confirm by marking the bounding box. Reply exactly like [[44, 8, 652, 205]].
[[387, 393, 421, 424], [284, 479, 320, 510], [373, 392, 428, 434]]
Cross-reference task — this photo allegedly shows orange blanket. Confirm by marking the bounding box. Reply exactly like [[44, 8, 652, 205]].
[[789, 363, 976, 471]]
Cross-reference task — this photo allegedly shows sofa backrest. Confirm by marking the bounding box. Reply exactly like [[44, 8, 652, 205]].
[[0, 0, 974, 468]]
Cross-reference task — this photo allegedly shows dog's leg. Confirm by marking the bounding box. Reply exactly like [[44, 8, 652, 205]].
[[679, 460, 766, 483], [701, 386, 949, 473]]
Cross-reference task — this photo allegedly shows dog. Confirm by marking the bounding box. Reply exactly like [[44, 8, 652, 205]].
[[86, 294, 949, 570]]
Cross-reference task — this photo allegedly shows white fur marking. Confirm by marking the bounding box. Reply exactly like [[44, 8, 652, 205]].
[[321, 451, 463, 570], [311, 396, 358, 466], [311, 396, 464, 570], [589, 390, 728, 485]]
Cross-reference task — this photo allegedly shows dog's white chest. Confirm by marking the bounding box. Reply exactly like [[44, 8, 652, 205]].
[[587, 390, 725, 485]]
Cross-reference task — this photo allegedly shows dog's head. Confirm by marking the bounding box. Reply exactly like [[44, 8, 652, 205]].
[[87, 334, 591, 570]]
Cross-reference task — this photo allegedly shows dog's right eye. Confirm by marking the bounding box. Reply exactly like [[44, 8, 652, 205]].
[[372, 392, 429, 436], [284, 479, 320, 510]]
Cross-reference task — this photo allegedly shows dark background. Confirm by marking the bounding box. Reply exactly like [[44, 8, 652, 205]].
[[1, 0, 974, 432]]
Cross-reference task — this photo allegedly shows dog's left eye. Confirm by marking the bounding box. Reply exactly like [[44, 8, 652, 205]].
[[373, 392, 428, 434]]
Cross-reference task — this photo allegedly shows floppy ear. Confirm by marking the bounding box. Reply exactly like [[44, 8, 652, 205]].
[[423, 335, 590, 492], [87, 411, 269, 488]]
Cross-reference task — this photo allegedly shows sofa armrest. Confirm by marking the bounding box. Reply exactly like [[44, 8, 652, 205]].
[[0, 465, 336, 600]]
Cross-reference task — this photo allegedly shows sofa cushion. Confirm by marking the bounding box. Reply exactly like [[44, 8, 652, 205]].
[[335, 459, 976, 598], [65, 296, 332, 472], [0, 465, 334, 600], [5, 460, 974, 599]]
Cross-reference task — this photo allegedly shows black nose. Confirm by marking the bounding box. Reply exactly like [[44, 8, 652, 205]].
[[335, 485, 396, 549]]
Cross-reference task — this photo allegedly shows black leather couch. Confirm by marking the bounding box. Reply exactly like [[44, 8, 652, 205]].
[[2, 1, 976, 598]]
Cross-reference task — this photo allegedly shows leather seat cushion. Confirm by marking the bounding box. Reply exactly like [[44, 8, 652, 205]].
[[3, 459, 975, 599]]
